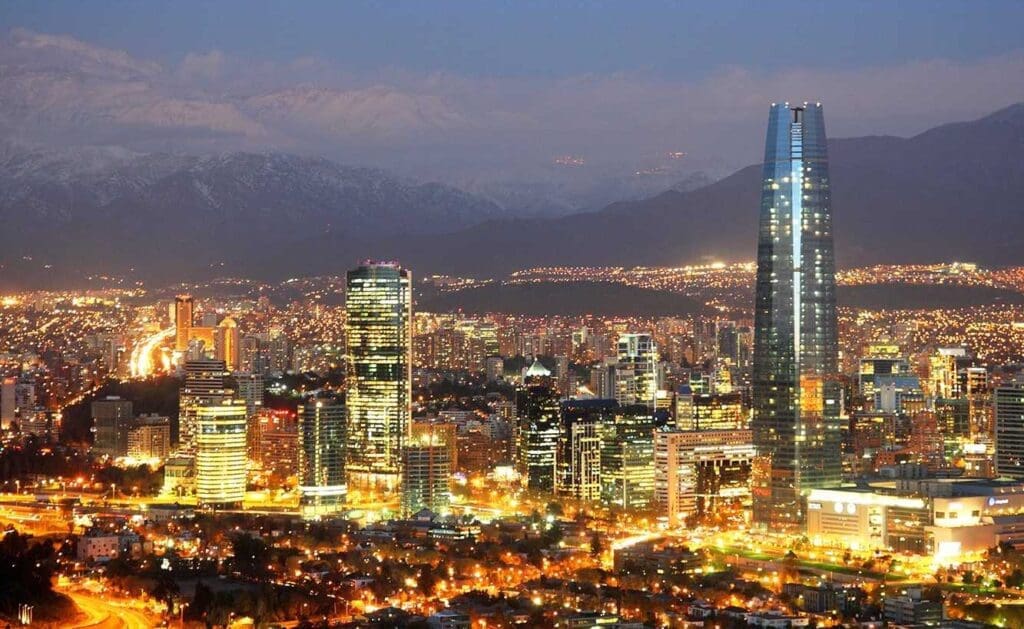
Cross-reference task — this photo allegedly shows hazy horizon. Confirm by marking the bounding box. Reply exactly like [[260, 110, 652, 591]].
[[2, 0, 1024, 204]]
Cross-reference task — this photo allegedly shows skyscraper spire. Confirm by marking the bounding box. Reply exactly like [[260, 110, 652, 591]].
[[752, 102, 842, 528]]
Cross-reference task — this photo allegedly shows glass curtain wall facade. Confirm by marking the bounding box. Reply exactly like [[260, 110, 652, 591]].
[[298, 401, 347, 515], [516, 375, 561, 492], [195, 400, 248, 506], [345, 262, 412, 491], [752, 103, 841, 528]]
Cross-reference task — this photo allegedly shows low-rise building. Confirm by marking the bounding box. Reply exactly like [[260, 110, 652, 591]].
[[883, 587, 943, 625], [807, 478, 1024, 559], [78, 533, 121, 562]]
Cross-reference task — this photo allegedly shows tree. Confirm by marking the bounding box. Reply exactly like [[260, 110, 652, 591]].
[[188, 581, 213, 622], [590, 531, 603, 558], [231, 533, 270, 578], [150, 572, 180, 614]]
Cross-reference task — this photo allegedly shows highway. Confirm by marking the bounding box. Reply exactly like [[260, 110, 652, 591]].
[[129, 326, 175, 378], [66, 590, 157, 629]]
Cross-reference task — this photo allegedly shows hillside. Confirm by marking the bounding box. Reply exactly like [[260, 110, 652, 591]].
[[419, 282, 713, 317], [2, 103, 1023, 286]]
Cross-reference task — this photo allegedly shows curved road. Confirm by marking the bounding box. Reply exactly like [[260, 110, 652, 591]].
[[130, 326, 175, 378], [66, 591, 156, 629]]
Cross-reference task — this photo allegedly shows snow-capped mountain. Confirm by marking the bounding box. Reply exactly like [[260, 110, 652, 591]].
[[0, 143, 506, 284]]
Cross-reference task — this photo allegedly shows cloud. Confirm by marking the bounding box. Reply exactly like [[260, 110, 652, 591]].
[[178, 50, 228, 82], [2, 27, 1023, 185]]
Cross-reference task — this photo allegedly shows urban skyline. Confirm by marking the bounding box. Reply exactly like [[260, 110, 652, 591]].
[[0, 3, 1023, 628]]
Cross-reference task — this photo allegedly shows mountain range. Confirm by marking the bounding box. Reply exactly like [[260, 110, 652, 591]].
[[378, 102, 1024, 277], [1, 103, 1022, 286]]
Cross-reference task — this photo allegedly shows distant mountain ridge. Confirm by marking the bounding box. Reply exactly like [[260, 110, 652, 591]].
[[0, 144, 506, 284], [2, 103, 1023, 287], [370, 102, 1024, 277]]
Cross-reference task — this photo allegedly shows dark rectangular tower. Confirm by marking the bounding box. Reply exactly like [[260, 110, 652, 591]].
[[751, 102, 842, 528]]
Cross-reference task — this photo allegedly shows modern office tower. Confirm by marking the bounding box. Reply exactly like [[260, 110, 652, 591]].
[[412, 421, 458, 471], [931, 396, 970, 462], [994, 379, 1024, 479], [20, 407, 57, 441], [673, 385, 695, 430], [345, 262, 412, 491], [12, 378, 34, 417], [266, 329, 291, 373], [907, 412, 944, 468], [557, 400, 613, 502], [298, 401, 347, 515], [215, 317, 240, 371], [689, 371, 712, 395], [485, 356, 505, 383], [91, 396, 134, 457], [874, 375, 924, 414], [456, 424, 506, 474], [174, 295, 194, 352], [928, 347, 969, 399], [655, 429, 755, 526], [715, 321, 752, 368], [179, 359, 229, 453], [858, 343, 908, 399], [234, 372, 264, 420], [516, 364, 561, 491], [693, 392, 746, 430], [847, 412, 899, 475], [127, 415, 171, 459], [195, 400, 248, 506], [590, 359, 617, 399], [615, 334, 658, 408], [401, 433, 452, 516], [246, 409, 289, 466], [0, 377, 16, 428], [752, 102, 841, 528], [260, 420, 298, 484], [960, 366, 989, 398], [601, 405, 658, 509], [239, 336, 262, 374]]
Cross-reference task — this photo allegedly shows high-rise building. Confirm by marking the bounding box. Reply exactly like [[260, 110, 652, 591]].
[[298, 401, 347, 515], [615, 334, 658, 408], [178, 358, 229, 453], [260, 419, 298, 484], [516, 363, 561, 491], [928, 347, 969, 399], [174, 295, 194, 352], [655, 429, 755, 526], [401, 434, 452, 516], [485, 356, 505, 383], [601, 404, 658, 509], [752, 102, 841, 528], [858, 344, 908, 399], [234, 372, 264, 421], [693, 392, 746, 430], [345, 262, 412, 490], [215, 317, 240, 371], [557, 400, 612, 502], [127, 415, 172, 460], [995, 380, 1024, 479], [0, 377, 15, 428], [194, 400, 247, 506], [91, 396, 134, 457], [673, 385, 695, 430]]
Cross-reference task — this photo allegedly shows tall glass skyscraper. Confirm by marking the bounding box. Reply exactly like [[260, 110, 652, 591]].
[[345, 262, 412, 491], [195, 399, 248, 506], [752, 103, 842, 528], [298, 400, 347, 515]]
